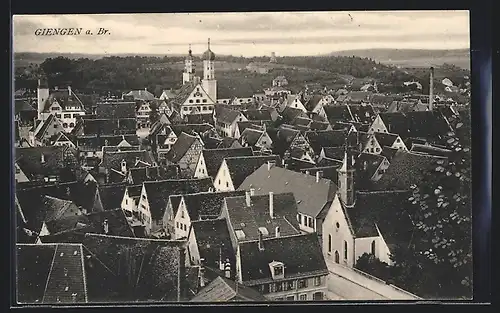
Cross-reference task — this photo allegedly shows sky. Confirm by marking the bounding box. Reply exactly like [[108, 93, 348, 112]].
[[13, 11, 470, 57]]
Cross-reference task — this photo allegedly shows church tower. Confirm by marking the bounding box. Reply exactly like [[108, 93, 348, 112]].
[[337, 130, 358, 207], [202, 38, 217, 101], [182, 45, 195, 85], [37, 77, 49, 121]]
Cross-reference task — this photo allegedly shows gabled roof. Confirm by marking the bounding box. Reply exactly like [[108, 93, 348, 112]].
[[304, 95, 323, 112], [380, 146, 399, 162], [242, 109, 272, 121], [239, 128, 265, 147], [355, 153, 387, 181], [16, 243, 87, 304], [143, 178, 214, 220], [372, 150, 448, 191], [95, 101, 136, 119], [186, 113, 214, 125], [305, 129, 347, 154], [126, 184, 143, 198], [125, 89, 155, 101], [182, 190, 246, 220], [34, 114, 60, 141], [170, 124, 215, 137], [266, 126, 301, 156], [80, 118, 137, 136], [15, 99, 36, 113], [191, 276, 267, 302], [224, 192, 300, 241], [280, 106, 307, 124], [239, 164, 338, 218], [238, 233, 328, 285], [373, 132, 400, 148], [128, 166, 170, 184], [201, 148, 254, 178], [165, 132, 200, 163], [322, 146, 345, 161], [190, 218, 234, 270], [84, 208, 135, 237], [310, 120, 331, 131], [299, 166, 341, 183], [15, 146, 67, 179], [323, 105, 355, 124], [101, 150, 153, 171], [348, 104, 377, 124], [214, 106, 243, 124], [224, 155, 281, 189], [42, 90, 85, 112], [378, 111, 452, 142], [410, 143, 452, 157], [95, 184, 127, 212], [81, 233, 186, 302]]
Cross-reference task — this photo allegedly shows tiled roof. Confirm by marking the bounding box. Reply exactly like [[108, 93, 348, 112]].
[[239, 128, 264, 147], [186, 114, 215, 125], [293, 116, 312, 128], [16, 243, 87, 304], [355, 153, 387, 182], [387, 100, 428, 113], [191, 276, 267, 302], [214, 106, 243, 124], [266, 126, 301, 156], [182, 190, 246, 220], [42, 90, 84, 112], [224, 192, 300, 241], [369, 93, 399, 106], [82, 234, 186, 302], [170, 124, 216, 138], [322, 147, 345, 161], [101, 145, 141, 154], [224, 155, 281, 189], [378, 111, 452, 142], [96, 101, 136, 119], [239, 164, 338, 218], [190, 219, 234, 271], [84, 208, 135, 237], [81, 118, 137, 135], [101, 150, 153, 171], [129, 166, 170, 184], [380, 146, 399, 162], [165, 132, 200, 163], [310, 120, 331, 131], [219, 137, 242, 149], [373, 150, 448, 191], [15, 99, 36, 113], [201, 148, 254, 179], [348, 104, 377, 124], [410, 143, 452, 157], [373, 132, 399, 148], [345, 190, 414, 246], [125, 89, 156, 101], [280, 107, 307, 124], [126, 184, 143, 198], [237, 121, 264, 135], [305, 130, 347, 154], [238, 233, 328, 285], [34, 114, 59, 141], [143, 178, 214, 220], [323, 105, 355, 124], [15, 146, 67, 180], [95, 184, 127, 212], [304, 95, 323, 112], [299, 166, 340, 183], [242, 109, 272, 121]]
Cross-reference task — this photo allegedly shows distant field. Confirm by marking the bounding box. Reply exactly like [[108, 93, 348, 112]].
[[378, 56, 470, 70]]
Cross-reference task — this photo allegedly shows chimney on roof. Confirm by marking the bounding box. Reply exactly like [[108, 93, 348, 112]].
[[54, 86, 58, 91], [429, 67, 434, 111], [316, 170, 323, 183], [103, 219, 109, 234], [41, 153, 45, 163], [245, 191, 251, 207], [258, 230, 264, 251], [267, 161, 275, 171], [305, 170, 310, 175], [275, 226, 280, 237], [269, 192, 274, 218], [121, 160, 127, 174], [68, 86, 72, 96], [250, 188, 255, 196], [199, 258, 206, 288]]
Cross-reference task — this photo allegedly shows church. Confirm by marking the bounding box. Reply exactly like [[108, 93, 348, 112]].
[[170, 39, 218, 119]]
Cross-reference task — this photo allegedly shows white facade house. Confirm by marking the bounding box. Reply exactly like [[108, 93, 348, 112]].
[[213, 159, 235, 192]]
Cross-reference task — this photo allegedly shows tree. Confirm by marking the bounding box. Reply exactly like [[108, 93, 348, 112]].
[[355, 253, 391, 281], [390, 112, 472, 299], [149, 101, 160, 125]]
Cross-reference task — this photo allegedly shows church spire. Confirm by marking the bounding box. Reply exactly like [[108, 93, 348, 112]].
[[207, 38, 210, 50]]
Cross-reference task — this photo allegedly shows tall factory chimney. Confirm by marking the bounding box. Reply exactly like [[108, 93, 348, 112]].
[[429, 67, 434, 111]]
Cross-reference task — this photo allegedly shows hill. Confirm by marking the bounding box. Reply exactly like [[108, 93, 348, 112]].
[[328, 49, 470, 70]]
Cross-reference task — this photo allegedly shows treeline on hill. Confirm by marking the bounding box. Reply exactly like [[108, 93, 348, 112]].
[[14, 55, 469, 97]]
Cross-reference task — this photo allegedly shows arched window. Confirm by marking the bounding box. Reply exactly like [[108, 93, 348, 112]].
[[371, 240, 376, 255], [328, 235, 332, 253], [344, 241, 348, 259]]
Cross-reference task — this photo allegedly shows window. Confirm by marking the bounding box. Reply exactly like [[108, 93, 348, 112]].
[[259, 284, 270, 294], [184, 107, 189, 111], [371, 240, 376, 255], [375, 147, 380, 153], [56, 113, 61, 118], [298, 279, 308, 289], [344, 241, 348, 259], [69, 123, 75, 127], [218, 179, 221, 185], [181, 210, 184, 218], [336, 222, 340, 229], [314, 277, 321, 286], [15, 167, 20, 174], [63, 123, 68, 128], [285, 280, 294, 290], [313, 292, 323, 300], [274, 265, 283, 276], [286, 296, 295, 301], [53, 124, 58, 129], [189, 100, 193, 103], [63, 114, 71, 118], [297, 214, 300, 222], [275, 282, 283, 292], [299, 294, 307, 301], [328, 235, 332, 253], [184, 224, 187, 231], [125, 199, 128, 205], [202, 99, 207, 103], [176, 222, 179, 228], [226, 182, 229, 188]]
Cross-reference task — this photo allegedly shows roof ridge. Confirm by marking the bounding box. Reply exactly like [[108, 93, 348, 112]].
[[42, 244, 59, 303]]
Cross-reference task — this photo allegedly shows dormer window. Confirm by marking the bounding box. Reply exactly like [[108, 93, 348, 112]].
[[235, 230, 246, 240], [269, 261, 285, 280]]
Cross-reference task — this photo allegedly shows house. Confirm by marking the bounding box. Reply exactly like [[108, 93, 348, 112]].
[[76, 134, 140, 163], [202, 137, 242, 149], [159, 89, 178, 101], [121, 184, 142, 219], [241, 109, 275, 123], [214, 106, 248, 138], [193, 147, 254, 180], [253, 93, 267, 103], [186, 218, 234, 270], [15, 146, 73, 183], [266, 126, 315, 161], [36, 80, 86, 132], [16, 243, 88, 304], [387, 100, 429, 113], [348, 104, 377, 125], [234, 121, 265, 139], [220, 191, 301, 252], [213, 155, 280, 192], [191, 275, 268, 302], [15, 99, 37, 126], [165, 132, 204, 176], [72, 118, 137, 136], [272, 76, 288, 87], [52, 132, 76, 148], [136, 100, 152, 128], [354, 153, 391, 189], [126, 166, 173, 185], [283, 95, 307, 112], [99, 150, 154, 184], [123, 88, 156, 101], [81, 233, 195, 302], [168, 190, 246, 239], [239, 163, 338, 236], [279, 106, 307, 124], [305, 130, 348, 156], [304, 95, 331, 114], [28, 114, 63, 146], [239, 128, 273, 151], [169, 83, 216, 119], [323, 105, 355, 125], [185, 113, 214, 125], [137, 178, 213, 235], [93, 184, 127, 212], [372, 132, 408, 152], [236, 233, 328, 301]]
